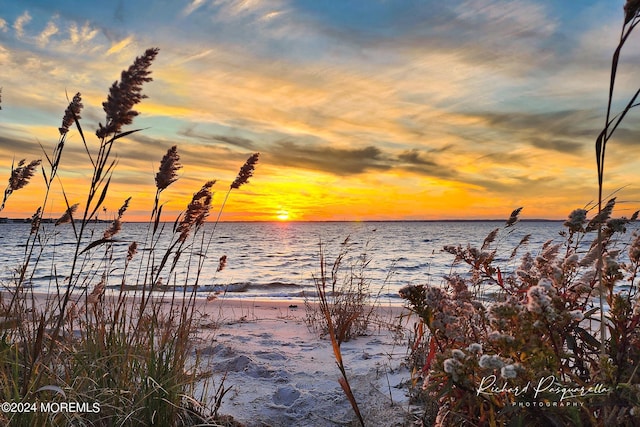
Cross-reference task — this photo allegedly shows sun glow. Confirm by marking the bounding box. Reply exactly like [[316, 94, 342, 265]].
[[276, 210, 290, 221]]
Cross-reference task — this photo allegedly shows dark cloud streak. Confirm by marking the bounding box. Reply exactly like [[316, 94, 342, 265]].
[[178, 126, 256, 150], [463, 109, 600, 154], [272, 140, 389, 176]]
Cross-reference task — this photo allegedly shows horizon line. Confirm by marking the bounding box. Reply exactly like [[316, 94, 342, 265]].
[[0, 217, 566, 224]]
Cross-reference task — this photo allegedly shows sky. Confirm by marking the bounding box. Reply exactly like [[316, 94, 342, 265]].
[[1, 0, 640, 222]]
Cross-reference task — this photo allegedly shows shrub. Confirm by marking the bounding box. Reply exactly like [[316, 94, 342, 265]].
[[304, 237, 381, 342], [401, 205, 640, 426]]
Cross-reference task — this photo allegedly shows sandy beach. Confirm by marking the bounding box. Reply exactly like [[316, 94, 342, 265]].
[[192, 297, 417, 427]]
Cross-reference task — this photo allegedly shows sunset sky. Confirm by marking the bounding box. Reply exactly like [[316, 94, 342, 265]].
[[1, 0, 640, 221]]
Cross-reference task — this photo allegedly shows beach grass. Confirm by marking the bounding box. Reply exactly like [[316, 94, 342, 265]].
[[0, 48, 257, 426]]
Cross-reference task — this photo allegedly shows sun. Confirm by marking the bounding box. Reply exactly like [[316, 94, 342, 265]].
[[276, 210, 290, 221]]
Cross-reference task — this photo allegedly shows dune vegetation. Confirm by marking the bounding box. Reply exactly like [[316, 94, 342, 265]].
[[401, 3, 640, 426], [0, 47, 257, 426]]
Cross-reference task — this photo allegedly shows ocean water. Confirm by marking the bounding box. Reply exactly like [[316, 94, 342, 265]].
[[0, 220, 583, 304]]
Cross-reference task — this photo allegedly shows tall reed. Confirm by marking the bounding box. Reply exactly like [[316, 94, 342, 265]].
[[596, 0, 640, 354]]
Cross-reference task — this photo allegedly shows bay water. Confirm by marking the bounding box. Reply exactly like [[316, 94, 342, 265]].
[[0, 220, 574, 304]]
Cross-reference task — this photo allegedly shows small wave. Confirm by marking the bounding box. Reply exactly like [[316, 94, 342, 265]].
[[206, 282, 250, 293], [198, 281, 303, 294]]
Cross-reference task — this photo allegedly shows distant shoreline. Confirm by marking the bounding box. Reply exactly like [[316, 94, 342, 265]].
[[0, 217, 565, 224]]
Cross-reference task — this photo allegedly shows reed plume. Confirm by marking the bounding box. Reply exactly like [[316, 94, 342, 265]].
[[625, 0, 640, 23], [103, 197, 130, 239], [8, 159, 41, 191], [30, 207, 42, 235], [208, 153, 260, 239], [87, 277, 105, 305], [177, 180, 216, 242], [55, 203, 79, 226], [96, 47, 159, 139], [58, 92, 83, 135], [217, 255, 227, 272], [126, 241, 138, 262], [505, 207, 522, 227], [231, 153, 259, 189], [1, 158, 42, 211], [155, 145, 182, 191]]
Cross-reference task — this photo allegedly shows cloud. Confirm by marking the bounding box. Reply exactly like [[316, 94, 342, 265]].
[[463, 109, 598, 154], [398, 149, 437, 167], [529, 138, 584, 153], [266, 141, 463, 182], [106, 35, 135, 55], [396, 148, 461, 180], [13, 11, 31, 39], [175, 126, 257, 149], [69, 21, 99, 45], [183, 0, 208, 16], [38, 18, 59, 46], [271, 140, 390, 176], [0, 132, 41, 156]]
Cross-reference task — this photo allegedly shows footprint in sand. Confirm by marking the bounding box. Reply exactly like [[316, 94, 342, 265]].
[[272, 385, 301, 406]]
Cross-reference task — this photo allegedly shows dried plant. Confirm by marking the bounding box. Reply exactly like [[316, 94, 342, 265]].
[[177, 180, 216, 242], [596, 0, 640, 352], [29, 207, 42, 235], [0, 158, 42, 211], [87, 277, 106, 305], [625, 0, 640, 24], [58, 92, 83, 135], [217, 255, 227, 272], [231, 153, 259, 189], [313, 241, 365, 427], [54, 202, 79, 226], [126, 241, 138, 262], [96, 47, 159, 140], [155, 145, 182, 191], [0, 48, 256, 426], [102, 197, 130, 239]]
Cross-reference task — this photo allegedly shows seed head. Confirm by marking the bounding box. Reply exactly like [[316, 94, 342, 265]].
[[8, 159, 41, 192], [155, 145, 182, 191], [127, 241, 138, 262], [231, 153, 259, 189], [55, 203, 79, 226], [87, 278, 105, 305], [564, 208, 587, 233], [96, 47, 159, 139], [103, 197, 130, 239], [30, 207, 42, 235], [59, 92, 83, 135], [625, 0, 640, 24], [217, 255, 227, 272], [177, 180, 216, 241], [1, 159, 42, 211]]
